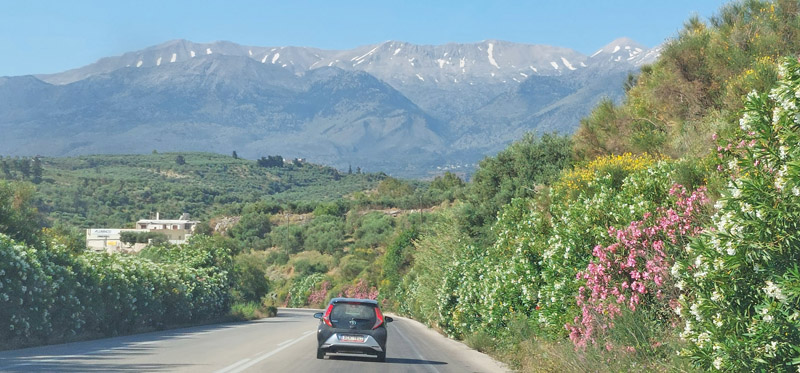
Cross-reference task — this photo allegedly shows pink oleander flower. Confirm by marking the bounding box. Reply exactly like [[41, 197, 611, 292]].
[[566, 184, 708, 348]]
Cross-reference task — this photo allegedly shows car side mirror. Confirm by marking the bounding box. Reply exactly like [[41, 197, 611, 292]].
[[313, 312, 323, 319], [385, 316, 393, 323]]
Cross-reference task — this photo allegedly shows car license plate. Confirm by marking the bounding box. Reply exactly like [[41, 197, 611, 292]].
[[340, 334, 365, 343]]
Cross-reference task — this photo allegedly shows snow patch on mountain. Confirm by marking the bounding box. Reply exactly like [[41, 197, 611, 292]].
[[561, 57, 576, 70], [487, 43, 500, 69], [353, 46, 379, 62]]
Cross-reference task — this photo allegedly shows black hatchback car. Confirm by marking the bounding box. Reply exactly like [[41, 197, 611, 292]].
[[313, 298, 393, 361]]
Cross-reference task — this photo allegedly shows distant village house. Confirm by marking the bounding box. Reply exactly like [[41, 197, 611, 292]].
[[86, 213, 199, 253]]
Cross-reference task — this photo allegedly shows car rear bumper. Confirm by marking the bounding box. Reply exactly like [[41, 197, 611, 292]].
[[320, 333, 384, 353]]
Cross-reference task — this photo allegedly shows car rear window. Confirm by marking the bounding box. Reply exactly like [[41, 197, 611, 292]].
[[330, 303, 377, 330]]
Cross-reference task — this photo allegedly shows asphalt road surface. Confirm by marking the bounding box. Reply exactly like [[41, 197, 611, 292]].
[[0, 309, 507, 372]]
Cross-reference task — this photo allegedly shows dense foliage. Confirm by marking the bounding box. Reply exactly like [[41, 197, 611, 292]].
[[7, 3, 800, 371], [676, 57, 800, 371], [574, 0, 798, 161], [0, 152, 384, 228], [0, 231, 232, 349]]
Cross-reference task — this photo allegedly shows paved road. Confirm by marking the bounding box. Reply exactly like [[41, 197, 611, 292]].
[[0, 309, 507, 372]]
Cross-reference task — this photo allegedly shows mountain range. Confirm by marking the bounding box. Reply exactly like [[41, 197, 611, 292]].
[[0, 38, 659, 177]]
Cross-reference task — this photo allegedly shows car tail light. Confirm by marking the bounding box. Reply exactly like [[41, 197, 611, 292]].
[[323, 304, 333, 327], [372, 307, 385, 329]]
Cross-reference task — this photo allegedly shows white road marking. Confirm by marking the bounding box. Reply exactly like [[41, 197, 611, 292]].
[[221, 330, 314, 373], [213, 358, 251, 373]]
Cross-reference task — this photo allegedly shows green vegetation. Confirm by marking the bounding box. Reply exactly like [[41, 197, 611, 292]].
[[0, 152, 384, 229], [387, 1, 800, 371], [0, 183, 233, 349], [4, 2, 800, 371], [574, 0, 798, 162]]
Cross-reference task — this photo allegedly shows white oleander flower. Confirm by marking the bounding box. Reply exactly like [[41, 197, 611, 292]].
[[713, 313, 723, 327], [763, 281, 788, 302], [713, 356, 723, 370]]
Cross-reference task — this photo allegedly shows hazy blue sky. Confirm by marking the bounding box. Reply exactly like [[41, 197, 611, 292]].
[[1, 0, 729, 76]]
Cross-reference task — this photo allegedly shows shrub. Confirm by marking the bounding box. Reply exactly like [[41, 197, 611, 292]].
[[303, 215, 345, 254], [0, 232, 233, 348], [232, 252, 270, 303], [676, 57, 800, 371], [353, 212, 394, 248], [567, 185, 709, 348], [291, 251, 332, 277]]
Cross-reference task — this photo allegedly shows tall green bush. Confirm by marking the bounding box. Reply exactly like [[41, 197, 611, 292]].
[[677, 57, 800, 371], [0, 232, 233, 348]]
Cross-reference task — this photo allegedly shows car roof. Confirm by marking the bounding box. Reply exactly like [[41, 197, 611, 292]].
[[329, 297, 379, 306]]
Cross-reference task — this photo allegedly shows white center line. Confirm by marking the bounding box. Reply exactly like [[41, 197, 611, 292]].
[[213, 358, 250, 373], [226, 331, 314, 373]]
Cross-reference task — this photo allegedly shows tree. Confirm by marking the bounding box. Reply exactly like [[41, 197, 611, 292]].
[[257, 155, 284, 168], [232, 151, 238, 159], [462, 132, 572, 244], [0, 181, 45, 246], [232, 253, 270, 302], [31, 157, 42, 184], [376, 177, 413, 198], [1, 160, 11, 179], [17, 158, 30, 180], [175, 155, 186, 165], [303, 215, 346, 254], [193, 221, 214, 236]]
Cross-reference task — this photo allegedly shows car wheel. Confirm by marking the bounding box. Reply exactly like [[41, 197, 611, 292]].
[[376, 351, 386, 362], [317, 348, 325, 359]]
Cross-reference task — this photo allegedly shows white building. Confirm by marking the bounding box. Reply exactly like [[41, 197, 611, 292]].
[[86, 213, 200, 252], [85, 228, 149, 252]]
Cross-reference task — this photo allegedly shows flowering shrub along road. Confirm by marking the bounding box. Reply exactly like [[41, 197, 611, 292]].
[[0, 234, 232, 349], [677, 57, 800, 371], [406, 152, 712, 346], [568, 185, 708, 348], [402, 54, 800, 368]]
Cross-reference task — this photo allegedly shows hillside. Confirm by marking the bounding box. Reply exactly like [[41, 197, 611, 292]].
[[0, 152, 385, 228]]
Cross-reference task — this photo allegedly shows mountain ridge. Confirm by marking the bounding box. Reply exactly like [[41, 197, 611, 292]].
[[2, 38, 659, 177]]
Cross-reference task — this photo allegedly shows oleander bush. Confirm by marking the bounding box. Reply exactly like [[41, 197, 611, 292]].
[[676, 57, 800, 371], [0, 230, 233, 349]]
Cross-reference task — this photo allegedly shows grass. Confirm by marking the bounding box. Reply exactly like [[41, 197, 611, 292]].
[[458, 313, 698, 373], [228, 302, 279, 321]]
